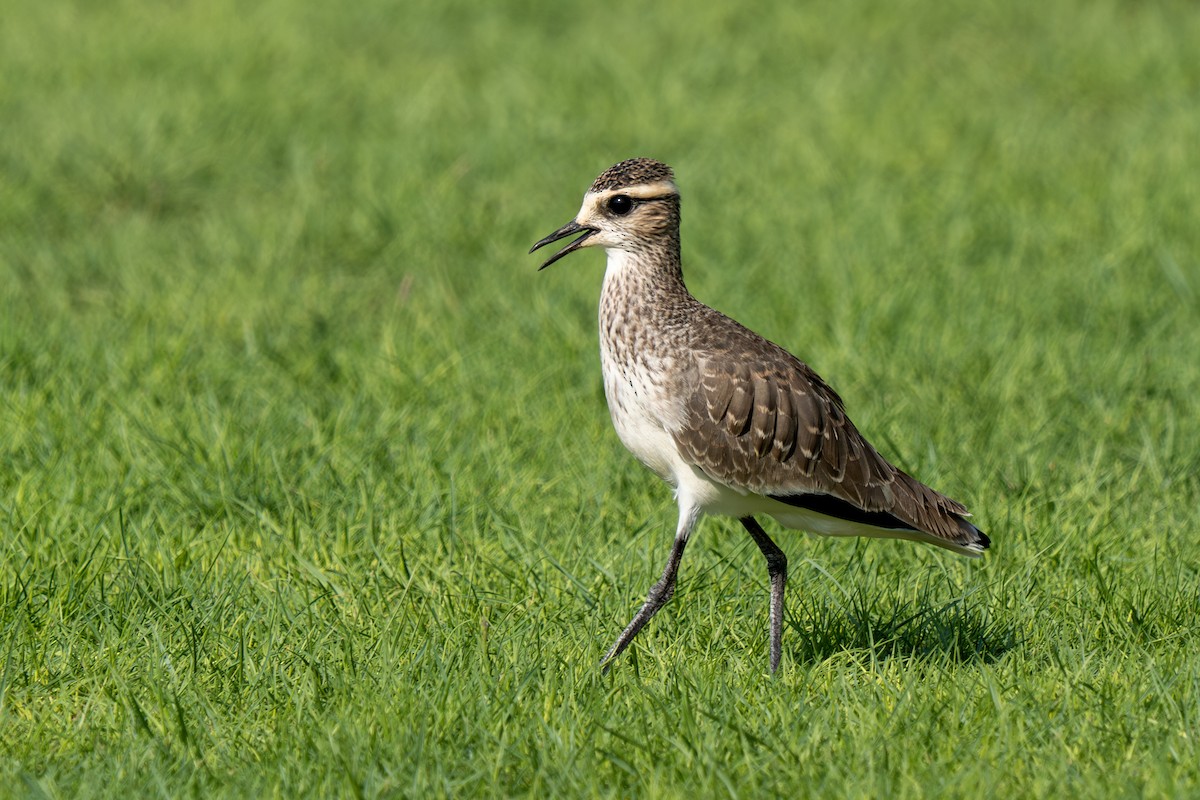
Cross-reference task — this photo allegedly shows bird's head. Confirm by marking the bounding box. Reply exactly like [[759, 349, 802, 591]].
[[530, 158, 680, 270]]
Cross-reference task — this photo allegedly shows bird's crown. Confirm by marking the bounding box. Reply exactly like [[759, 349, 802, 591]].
[[589, 158, 676, 193]]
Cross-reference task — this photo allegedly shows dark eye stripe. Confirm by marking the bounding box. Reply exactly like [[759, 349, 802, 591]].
[[605, 193, 675, 214]]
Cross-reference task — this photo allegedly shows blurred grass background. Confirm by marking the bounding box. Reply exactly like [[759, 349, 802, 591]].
[[2, 0, 1199, 796]]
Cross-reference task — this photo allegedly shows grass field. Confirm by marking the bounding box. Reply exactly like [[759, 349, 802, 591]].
[[3, 0, 1200, 796]]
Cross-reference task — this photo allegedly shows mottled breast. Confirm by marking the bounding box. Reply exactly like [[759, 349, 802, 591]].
[[597, 275, 692, 485]]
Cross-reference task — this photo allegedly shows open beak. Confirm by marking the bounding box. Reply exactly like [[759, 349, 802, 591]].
[[529, 220, 597, 270]]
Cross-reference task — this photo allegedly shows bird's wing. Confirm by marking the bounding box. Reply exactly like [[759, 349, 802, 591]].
[[670, 324, 976, 543]]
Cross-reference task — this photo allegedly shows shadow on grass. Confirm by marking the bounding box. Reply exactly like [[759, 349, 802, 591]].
[[788, 588, 1019, 666]]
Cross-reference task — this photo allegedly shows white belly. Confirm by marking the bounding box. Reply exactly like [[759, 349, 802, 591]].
[[602, 360, 681, 484]]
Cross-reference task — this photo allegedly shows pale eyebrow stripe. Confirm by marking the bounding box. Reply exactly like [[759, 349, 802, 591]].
[[600, 181, 679, 200]]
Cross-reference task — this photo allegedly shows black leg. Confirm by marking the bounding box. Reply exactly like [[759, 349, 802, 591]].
[[740, 516, 787, 673], [601, 504, 701, 671], [600, 531, 688, 671]]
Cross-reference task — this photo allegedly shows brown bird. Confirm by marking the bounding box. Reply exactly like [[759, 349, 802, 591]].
[[530, 158, 988, 672]]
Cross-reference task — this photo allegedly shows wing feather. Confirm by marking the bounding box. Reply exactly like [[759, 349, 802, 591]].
[[750, 374, 776, 458], [772, 377, 797, 462]]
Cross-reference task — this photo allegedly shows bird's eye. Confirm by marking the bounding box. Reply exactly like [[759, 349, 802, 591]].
[[608, 195, 633, 215]]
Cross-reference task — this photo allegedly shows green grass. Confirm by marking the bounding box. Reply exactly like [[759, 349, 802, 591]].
[[2, 0, 1200, 796]]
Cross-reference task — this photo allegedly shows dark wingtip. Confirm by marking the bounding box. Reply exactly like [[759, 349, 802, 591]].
[[957, 520, 990, 556]]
